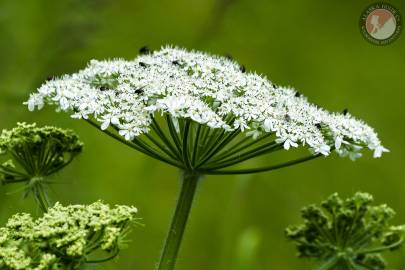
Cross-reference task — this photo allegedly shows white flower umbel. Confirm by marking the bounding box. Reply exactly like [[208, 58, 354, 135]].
[[26, 46, 388, 270], [26, 46, 387, 174]]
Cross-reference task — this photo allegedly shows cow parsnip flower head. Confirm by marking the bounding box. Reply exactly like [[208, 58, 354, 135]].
[[0, 123, 83, 210], [26, 46, 387, 174], [286, 192, 405, 270], [0, 201, 138, 270]]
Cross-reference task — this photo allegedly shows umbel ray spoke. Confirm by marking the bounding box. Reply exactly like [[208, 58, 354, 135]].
[[208, 133, 272, 164], [191, 124, 202, 165], [165, 114, 183, 157], [86, 116, 324, 175], [144, 133, 178, 161], [201, 141, 282, 170], [151, 116, 182, 161], [195, 129, 240, 168], [85, 118, 184, 169], [182, 120, 192, 170], [203, 153, 323, 175]]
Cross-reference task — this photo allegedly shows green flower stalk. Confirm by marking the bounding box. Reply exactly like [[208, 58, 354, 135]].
[[286, 192, 405, 270], [0, 123, 83, 211], [26, 46, 388, 270], [0, 201, 138, 270]]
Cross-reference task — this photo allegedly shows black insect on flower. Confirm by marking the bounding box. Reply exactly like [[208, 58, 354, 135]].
[[139, 45, 151, 55], [286, 192, 405, 270], [343, 108, 349, 115], [224, 54, 233, 60], [295, 91, 301, 98], [139, 62, 148, 68], [240, 64, 246, 73], [0, 123, 83, 211], [172, 60, 186, 69], [135, 87, 144, 94]]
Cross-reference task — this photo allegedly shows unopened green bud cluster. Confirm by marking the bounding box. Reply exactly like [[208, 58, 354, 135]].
[[0, 122, 83, 180], [286, 192, 405, 270], [0, 201, 138, 269]]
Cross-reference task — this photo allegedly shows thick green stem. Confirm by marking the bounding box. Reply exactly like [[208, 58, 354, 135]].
[[157, 171, 200, 270]]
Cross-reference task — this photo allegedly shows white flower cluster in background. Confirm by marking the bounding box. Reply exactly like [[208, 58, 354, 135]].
[[26, 46, 388, 159]]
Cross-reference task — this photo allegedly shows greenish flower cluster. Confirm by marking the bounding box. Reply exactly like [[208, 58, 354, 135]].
[[0, 123, 83, 209], [0, 201, 138, 270], [286, 192, 405, 270], [0, 122, 83, 179]]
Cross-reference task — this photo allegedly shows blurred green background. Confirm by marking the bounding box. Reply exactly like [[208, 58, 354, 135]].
[[0, 0, 404, 269]]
